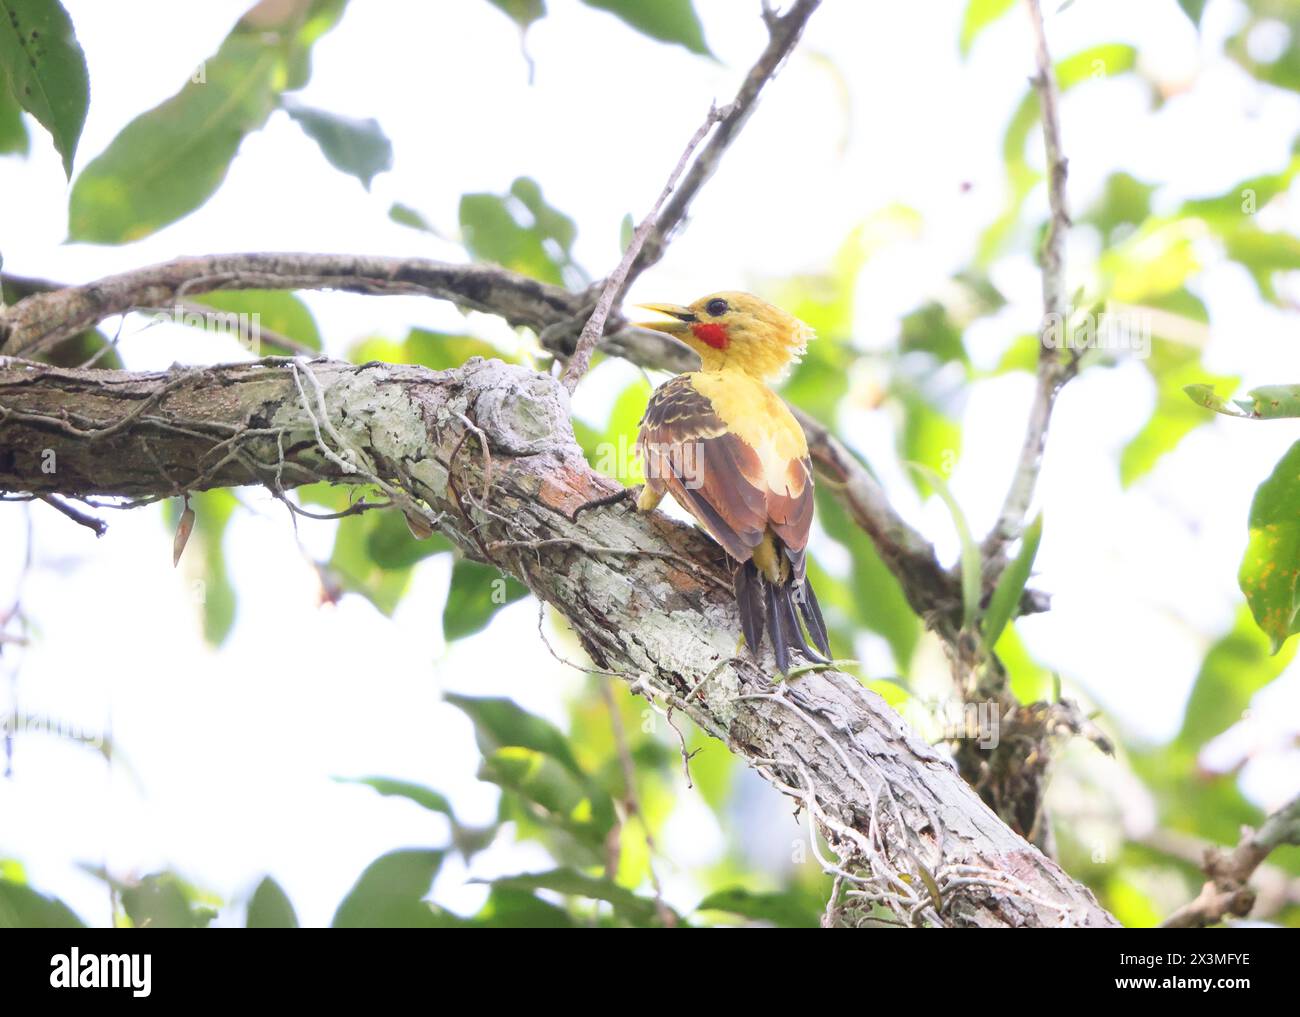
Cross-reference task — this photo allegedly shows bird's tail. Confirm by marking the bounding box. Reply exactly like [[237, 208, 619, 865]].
[[734, 560, 831, 675]]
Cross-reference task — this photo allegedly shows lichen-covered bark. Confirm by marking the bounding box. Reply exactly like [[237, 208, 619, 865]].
[[0, 354, 1117, 926]]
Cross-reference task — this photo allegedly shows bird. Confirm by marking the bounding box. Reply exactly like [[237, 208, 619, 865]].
[[633, 291, 831, 674]]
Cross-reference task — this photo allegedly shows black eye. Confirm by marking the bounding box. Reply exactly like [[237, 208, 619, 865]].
[[705, 298, 729, 317]]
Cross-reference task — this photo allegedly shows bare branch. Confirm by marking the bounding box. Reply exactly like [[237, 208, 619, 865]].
[[983, 0, 1074, 559], [560, 103, 727, 392], [632, 0, 824, 274], [0, 255, 583, 359], [38, 494, 107, 536], [1162, 795, 1300, 928]]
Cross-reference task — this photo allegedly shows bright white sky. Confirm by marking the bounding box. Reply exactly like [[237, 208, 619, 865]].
[[2, 0, 1299, 926]]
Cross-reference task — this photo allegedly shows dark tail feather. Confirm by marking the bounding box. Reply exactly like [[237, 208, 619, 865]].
[[764, 580, 830, 674], [734, 561, 765, 655], [795, 579, 831, 659], [765, 582, 792, 674], [778, 582, 830, 666]]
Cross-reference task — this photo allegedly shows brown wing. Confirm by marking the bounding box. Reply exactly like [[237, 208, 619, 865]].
[[766, 455, 815, 580], [638, 375, 803, 565]]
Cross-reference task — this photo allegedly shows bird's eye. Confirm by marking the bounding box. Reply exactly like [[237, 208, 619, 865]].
[[705, 298, 729, 317]]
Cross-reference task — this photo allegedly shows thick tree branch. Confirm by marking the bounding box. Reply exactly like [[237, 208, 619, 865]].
[[0, 355, 1116, 927], [1162, 794, 1300, 929], [0, 251, 973, 628]]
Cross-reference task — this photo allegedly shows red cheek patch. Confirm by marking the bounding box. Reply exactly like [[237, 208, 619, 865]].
[[690, 322, 729, 349]]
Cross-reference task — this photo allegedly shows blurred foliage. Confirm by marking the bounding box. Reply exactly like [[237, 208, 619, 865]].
[[4, 0, 1300, 929], [1239, 441, 1300, 653], [460, 176, 584, 288]]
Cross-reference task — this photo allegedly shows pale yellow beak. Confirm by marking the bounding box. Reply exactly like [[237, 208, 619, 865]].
[[634, 302, 696, 337]]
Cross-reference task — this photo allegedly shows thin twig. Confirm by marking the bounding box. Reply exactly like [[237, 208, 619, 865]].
[[38, 495, 107, 536], [632, 0, 824, 275], [982, 0, 1073, 560], [1162, 794, 1300, 928], [559, 0, 824, 390], [560, 103, 728, 391]]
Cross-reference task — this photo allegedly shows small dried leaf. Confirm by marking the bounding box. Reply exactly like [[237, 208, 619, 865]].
[[173, 504, 195, 567], [403, 508, 434, 541]]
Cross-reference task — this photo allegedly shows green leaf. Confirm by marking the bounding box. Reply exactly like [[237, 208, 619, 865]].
[[1177, 604, 1294, 751], [473, 887, 574, 927], [1182, 156, 1300, 223], [897, 386, 962, 495], [447, 693, 582, 775], [0, 878, 84, 927], [246, 876, 298, 928], [282, 98, 392, 189], [815, 488, 920, 671], [576, 377, 652, 483], [403, 327, 506, 370], [1185, 382, 1300, 420], [958, 0, 1016, 57], [1121, 298, 1235, 487], [0, 81, 29, 153], [120, 872, 218, 928], [479, 747, 615, 846], [580, 0, 709, 56], [331, 849, 443, 928], [485, 868, 667, 924], [899, 301, 970, 368], [982, 512, 1042, 651], [364, 507, 451, 569], [1221, 228, 1300, 304], [1225, 8, 1300, 93], [909, 463, 981, 630], [696, 886, 821, 928], [190, 290, 323, 355], [1234, 385, 1300, 419], [442, 557, 529, 642], [336, 775, 454, 817], [459, 176, 581, 286], [68, 34, 280, 243], [328, 508, 417, 615], [486, 0, 546, 33], [388, 201, 443, 237], [1083, 171, 1154, 244], [1176, 0, 1206, 27], [0, 0, 88, 176], [68, 3, 346, 243], [1240, 440, 1300, 653]]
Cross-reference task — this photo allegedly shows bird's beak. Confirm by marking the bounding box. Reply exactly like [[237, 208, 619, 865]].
[[635, 302, 696, 336]]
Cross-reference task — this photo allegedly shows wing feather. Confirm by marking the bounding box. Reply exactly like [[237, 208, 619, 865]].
[[638, 375, 815, 566]]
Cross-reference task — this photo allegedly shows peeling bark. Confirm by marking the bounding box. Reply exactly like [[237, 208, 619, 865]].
[[0, 354, 1118, 927]]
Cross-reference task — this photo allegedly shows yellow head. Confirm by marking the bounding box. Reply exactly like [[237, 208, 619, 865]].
[[636, 291, 813, 380]]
